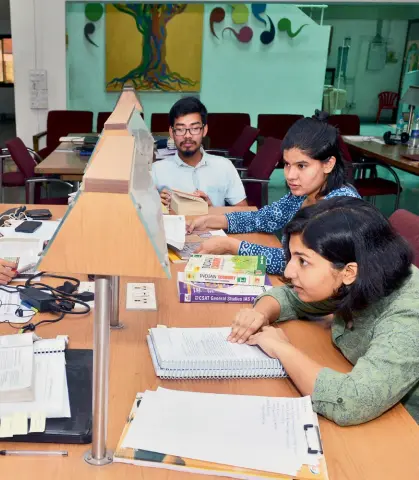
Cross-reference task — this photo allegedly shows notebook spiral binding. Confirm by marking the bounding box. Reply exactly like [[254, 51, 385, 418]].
[[161, 355, 283, 371], [34, 349, 65, 355], [147, 335, 287, 380]]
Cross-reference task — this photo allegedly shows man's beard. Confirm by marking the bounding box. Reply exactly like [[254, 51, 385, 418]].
[[179, 142, 199, 157], [181, 148, 199, 157]]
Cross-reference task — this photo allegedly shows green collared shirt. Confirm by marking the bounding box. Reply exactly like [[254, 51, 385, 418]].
[[259, 267, 419, 426]]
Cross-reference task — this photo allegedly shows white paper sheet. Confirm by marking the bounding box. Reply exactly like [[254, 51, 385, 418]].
[[163, 215, 185, 250], [0, 350, 70, 418], [0, 334, 34, 402], [0, 290, 33, 324], [122, 388, 320, 476], [0, 220, 61, 244], [0, 220, 61, 281]]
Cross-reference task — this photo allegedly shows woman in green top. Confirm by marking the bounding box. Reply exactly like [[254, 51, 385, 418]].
[[229, 197, 419, 426]]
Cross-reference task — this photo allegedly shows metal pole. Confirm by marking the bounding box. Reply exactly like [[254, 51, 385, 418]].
[[84, 276, 113, 466], [28, 181, 35, 204], [110, 276, 124, 329]]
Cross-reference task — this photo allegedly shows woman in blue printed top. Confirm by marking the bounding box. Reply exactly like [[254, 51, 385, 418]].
[[186, 111, 361, 275]]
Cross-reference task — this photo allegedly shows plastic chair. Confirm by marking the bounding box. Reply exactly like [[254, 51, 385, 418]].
[[5, 137, 73, 204], [0, 147, 25, 202], [33, 110, 94, 159], [206, 126, 260, 167], [376, 92, 399, 123], [328, 114, 360, 135], [236, 137, 283, 208], [389, 209, 419, 267], [340, 137, 401, 212]]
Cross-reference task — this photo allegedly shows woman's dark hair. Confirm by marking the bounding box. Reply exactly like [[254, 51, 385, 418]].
[[281, 110, 346, 197], [283, 197, 413, 323], [169, 97, 207, 127]]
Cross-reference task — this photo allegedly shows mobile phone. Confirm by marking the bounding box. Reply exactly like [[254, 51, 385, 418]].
[[26, 209, 52, 220], [15, 221, 42, 233]]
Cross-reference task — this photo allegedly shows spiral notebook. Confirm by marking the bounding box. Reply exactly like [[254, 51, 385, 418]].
[[147, 327, 287, 379]]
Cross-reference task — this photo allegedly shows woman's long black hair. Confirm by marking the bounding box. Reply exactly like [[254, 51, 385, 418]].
[[283, 197, 413, 323], [281, 110, 348, 197]]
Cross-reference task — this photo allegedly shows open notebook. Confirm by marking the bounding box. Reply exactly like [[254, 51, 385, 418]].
[[147, 327, 287, 379]]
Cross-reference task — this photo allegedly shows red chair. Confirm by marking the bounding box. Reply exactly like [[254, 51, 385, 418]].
[[340, 137, 401, 212], [33, 110, 94, 159], [257, 114, 303, 142], [0, 147, 25, 202], [376, 91, 399, 123], [150, 113, 170, 133], [237, 137, 283, 208], [206, 113, 250, 149], [389, 209, 419, 267], [206, 126, 260, 167], [5, 138, 73, 204], [328, 115, 360, 135], [97, 112, 112, 133]]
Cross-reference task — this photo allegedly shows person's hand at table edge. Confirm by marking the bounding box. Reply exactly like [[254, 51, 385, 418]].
[[0, 259, 17, 285], [194, 237, 241, 255]]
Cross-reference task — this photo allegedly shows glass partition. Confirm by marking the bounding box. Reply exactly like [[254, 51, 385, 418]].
[[128, 109, 171, 277]]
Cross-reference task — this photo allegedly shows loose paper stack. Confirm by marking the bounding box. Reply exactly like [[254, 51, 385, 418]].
[[0, 335, 70, 438], [115, 388, 326, 479]]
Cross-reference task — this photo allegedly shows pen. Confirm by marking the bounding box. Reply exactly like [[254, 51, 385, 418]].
[[0, 450, 68, 457]]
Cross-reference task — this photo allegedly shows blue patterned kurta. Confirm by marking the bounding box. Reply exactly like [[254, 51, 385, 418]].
[[225, 185, 361, 274]]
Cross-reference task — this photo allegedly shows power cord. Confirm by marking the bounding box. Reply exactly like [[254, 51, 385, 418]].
[[0, 206, 28, 227], [0, 272, 93, 332]]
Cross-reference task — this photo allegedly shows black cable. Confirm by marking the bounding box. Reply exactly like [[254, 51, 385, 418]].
[[25, 272, 81, 291], [21, 313, 66, 332], [24, 272, 90, 315], [1, 272, 92, 332]]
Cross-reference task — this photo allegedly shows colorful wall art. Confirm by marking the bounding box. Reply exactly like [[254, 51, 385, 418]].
[[210, 4, 308, 45], [84, 3, 104, 47], [106, 4, 204, 92]]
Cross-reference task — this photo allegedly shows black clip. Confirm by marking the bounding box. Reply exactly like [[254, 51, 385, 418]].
[[304, 424, 323, 454]]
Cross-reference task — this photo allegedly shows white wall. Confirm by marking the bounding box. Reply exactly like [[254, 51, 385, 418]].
[[9, 0, 66, 146], [325, 18, 408, 121], [0, 0, 14, 116]]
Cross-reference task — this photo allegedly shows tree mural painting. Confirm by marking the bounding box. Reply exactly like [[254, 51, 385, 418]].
[[107, 4, 198, 91]]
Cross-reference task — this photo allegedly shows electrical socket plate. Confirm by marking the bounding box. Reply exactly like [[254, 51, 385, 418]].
[[126, 283, 157, 311], [76, 281, 95, 310]]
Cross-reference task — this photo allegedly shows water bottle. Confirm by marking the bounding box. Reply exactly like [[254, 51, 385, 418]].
[[396, 115, 404, 136], [409, 115, 419, 149]]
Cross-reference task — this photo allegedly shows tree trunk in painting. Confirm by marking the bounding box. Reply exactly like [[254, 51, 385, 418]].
[[107, 4, 197, 91]]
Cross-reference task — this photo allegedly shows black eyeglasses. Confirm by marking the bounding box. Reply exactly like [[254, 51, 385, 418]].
[[172, 126, 204, 137]]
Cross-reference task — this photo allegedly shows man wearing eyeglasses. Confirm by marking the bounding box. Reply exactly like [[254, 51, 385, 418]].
[[152, 97, 247, 207]]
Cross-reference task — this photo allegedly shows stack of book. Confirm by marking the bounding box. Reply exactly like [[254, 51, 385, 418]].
[[178, 254, 271, 304]]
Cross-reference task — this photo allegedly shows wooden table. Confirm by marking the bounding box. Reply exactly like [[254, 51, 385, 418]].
[[0, 204, 418, 480], [344, 137, 419, 176], [34, 142, 88, 182]]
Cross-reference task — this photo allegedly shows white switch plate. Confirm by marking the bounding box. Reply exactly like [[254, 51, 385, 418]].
[[76, 281, 95, 310], [126, 283, 157, 311]]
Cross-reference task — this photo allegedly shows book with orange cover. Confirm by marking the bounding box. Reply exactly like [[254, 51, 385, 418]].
[[114, 393, 329, 480]]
